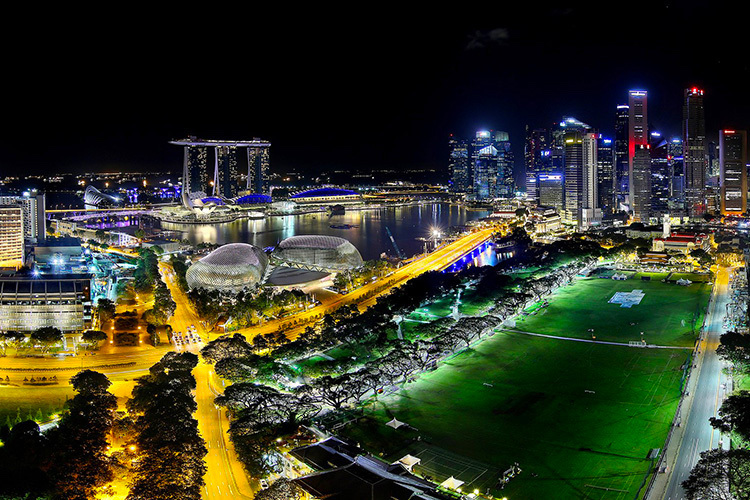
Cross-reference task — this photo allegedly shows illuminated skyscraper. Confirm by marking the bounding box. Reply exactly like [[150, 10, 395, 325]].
[[539, 174, 564, 214], [631, 145, 652, 222], [668, 138, 684, 201], [720, 129, 747, 215], [563, 131, 583, 226], [470, 130, 514, 200], [186, 145, 209, 197], [0, 190, 45, 242], [449, 136, 471, 193], [683, 87, 707, 215], [614, 104, 629, 209], [0, 206, 24, 268], [524, 127, 550, 201], [580, 132, 601, 228], [247, 144, 271, 195], [597, 136, 615, 215], [628, 90, 648, 208], [650, 133, 670, 218]]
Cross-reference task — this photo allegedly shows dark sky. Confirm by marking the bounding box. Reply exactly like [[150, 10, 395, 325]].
[[1, 2, 747, 183]]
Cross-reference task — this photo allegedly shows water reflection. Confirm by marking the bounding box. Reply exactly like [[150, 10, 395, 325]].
[[161, 203, 489, 260]]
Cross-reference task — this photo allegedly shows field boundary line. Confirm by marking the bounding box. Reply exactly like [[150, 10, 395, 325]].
[[500, 329, 695, 350]]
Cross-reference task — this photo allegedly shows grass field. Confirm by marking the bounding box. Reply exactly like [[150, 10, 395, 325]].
[[513, 276, 710, 347], [342, 332, 689, 499]]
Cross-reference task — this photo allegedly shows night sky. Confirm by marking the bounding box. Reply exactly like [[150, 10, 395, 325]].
[[1, 2, 747, 184]]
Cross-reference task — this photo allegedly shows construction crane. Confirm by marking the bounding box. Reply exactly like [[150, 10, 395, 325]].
[[385, 226, 405, 259]]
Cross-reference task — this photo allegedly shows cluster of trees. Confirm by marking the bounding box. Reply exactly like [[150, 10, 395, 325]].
[[683, 332, 750, 498], [1, 327, 68, 355], [0, 352, 207, 500], [133, 247, 160, 293], [142, 281, 176, 326], [96, 298, 116, 326], [188, 287, 314, 330], [0, 370, 118, 499], [169, 255, 190, 292], [332, 259, 395, 292], [126, 352, 207, 500]]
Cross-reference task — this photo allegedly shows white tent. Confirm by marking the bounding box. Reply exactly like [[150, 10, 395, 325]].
[[440, 476, 464, 490], [386, 418, 406, 429], [394, 454, 421, 472]]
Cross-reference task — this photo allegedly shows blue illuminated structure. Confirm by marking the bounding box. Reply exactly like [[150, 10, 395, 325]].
[[290, 188, 359, 199], [235, 193, 273, 205], [200, 197, 225, 205]]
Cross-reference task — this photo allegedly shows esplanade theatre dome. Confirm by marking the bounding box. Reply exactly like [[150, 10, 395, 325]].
[[273, 235, 363, 271], [186, 243, 268, 292]]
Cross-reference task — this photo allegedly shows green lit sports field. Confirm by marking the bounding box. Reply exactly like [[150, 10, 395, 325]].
[[344, 333, 689, 499], [341, 273, 710, 499], [512, 276, 710, 347]]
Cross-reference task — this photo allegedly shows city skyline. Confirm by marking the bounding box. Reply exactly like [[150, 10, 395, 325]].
[[0, 3, 748, 181]]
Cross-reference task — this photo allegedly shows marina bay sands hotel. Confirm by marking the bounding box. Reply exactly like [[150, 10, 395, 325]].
[[170, 137, 271, 208]]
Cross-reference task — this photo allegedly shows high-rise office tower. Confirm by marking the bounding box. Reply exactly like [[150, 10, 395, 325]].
[[471, 130, 514, 200], [449, 136, 471, 193], [471, 131, 494, 200], [668, 138, 685, 201], [247, 144, 271, 195], [683, 87, 707, 215], [631, 144, 652, 222], [707, 140, 721, 186], [650, 133, 670, 218], [720, 129, 748, 215], [0, 190, 45, 242], [614, 104, 629, 209], [539, 174, 564, 214], [524, 127, 549, 201], [494, 131, 515, 198], [580, 133, 601, 228], [597, 136, 615, 215], [0, 206, 24, 268], [628, 91, 648, 209], [563, 131, 583, 226]]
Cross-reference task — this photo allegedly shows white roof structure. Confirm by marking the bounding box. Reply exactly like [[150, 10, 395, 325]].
[[440, 476, 464, 490], [386, 418, 406, 430], [394, 454, 421, 472]]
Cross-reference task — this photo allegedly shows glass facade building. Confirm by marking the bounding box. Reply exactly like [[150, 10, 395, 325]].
[[0, 275, 91, 332]]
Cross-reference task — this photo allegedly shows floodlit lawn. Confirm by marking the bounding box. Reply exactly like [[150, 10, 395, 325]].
[[343, 332, 688, 500], [0, 384, 74, 426], [513, 277, 710, 347], [632, 271, 671, 281], [669, 272, 711, 283]]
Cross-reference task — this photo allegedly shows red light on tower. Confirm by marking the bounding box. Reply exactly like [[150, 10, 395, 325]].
[[724, 130, 736, 134]]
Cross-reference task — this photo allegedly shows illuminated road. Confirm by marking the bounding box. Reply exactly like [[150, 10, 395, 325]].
[[656, 266, 731, 500], [232, 226, 499, 339], [159, 262, 254, 500]]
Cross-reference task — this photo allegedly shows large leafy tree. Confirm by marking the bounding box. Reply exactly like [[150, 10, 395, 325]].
[[710, 391, 750, 447], [82, 329, 108, 349], [717, 331, 750, 372], [0, 330, 26, 356], [682, 448, 750, 500], [97, 298, 116, 326], [47, 370, 118, 500], [30, 326, 63, 353], [126, 352, 206, 500], [0, 420, 52, 498]]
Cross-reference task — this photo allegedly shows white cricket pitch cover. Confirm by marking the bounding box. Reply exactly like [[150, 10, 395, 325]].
[[609, 289, 645, 308]]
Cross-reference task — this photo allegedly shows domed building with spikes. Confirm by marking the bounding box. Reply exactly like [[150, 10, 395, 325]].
[[186, 243, 268, 292], [272, 235, 363, 272]]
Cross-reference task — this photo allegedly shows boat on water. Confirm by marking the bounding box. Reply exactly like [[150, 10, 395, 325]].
[[330, 224, 359, 229]]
